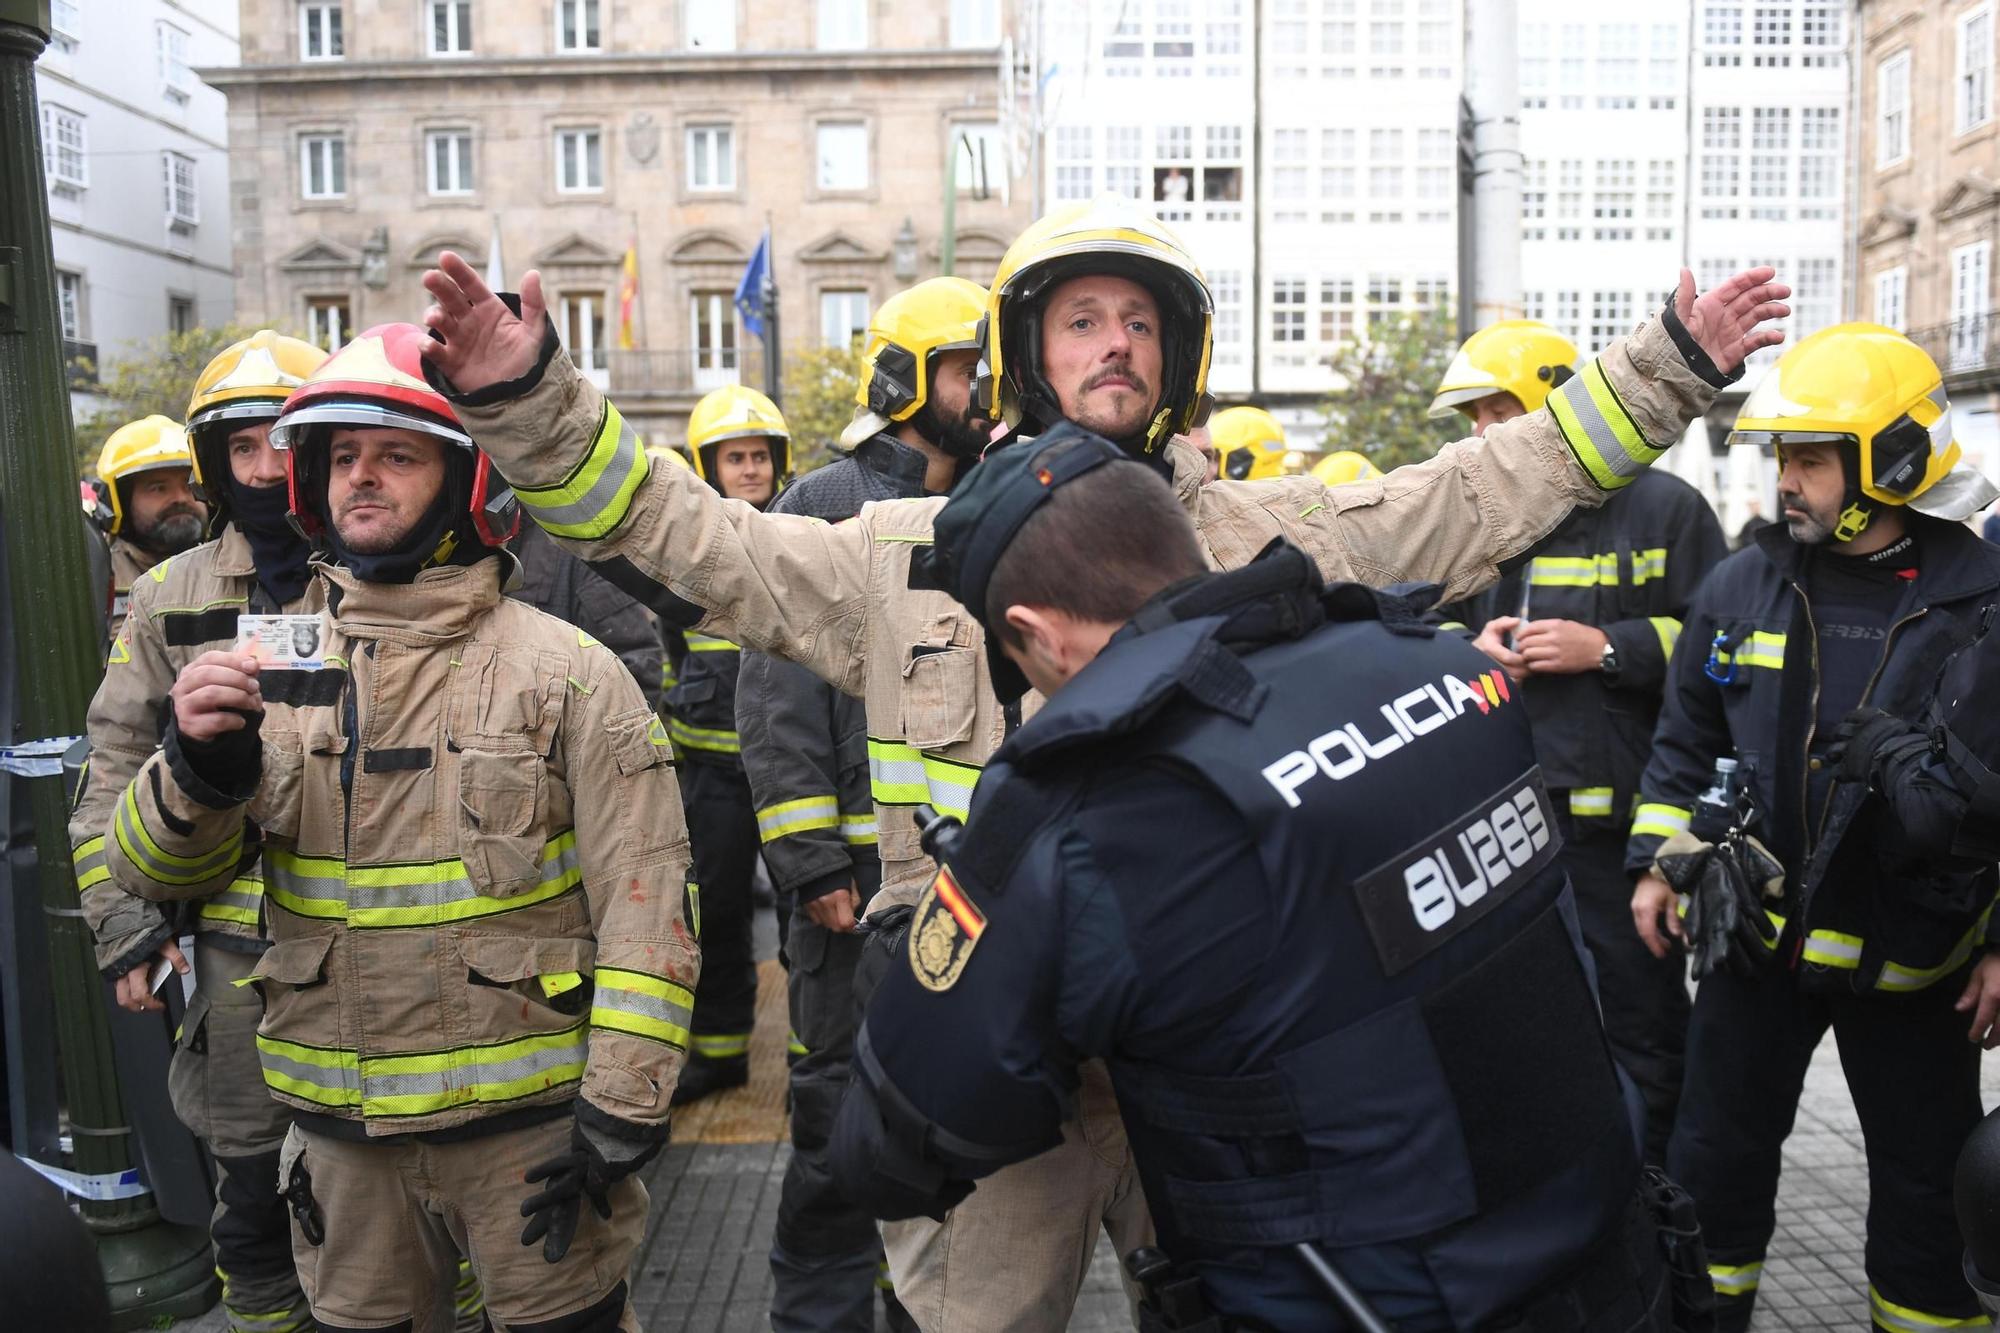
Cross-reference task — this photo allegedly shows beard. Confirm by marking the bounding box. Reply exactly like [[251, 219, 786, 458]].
[[1779, 491, 1838, 545], [132, 506, 205, 555], [1065, 363, 1157, 447], [911, 399, 991, 461], [334, 499, 419, 554]]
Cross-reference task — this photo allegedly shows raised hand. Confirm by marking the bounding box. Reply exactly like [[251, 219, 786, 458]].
[[419, 251, 549, 395], [1676, 266, 1790, 376]]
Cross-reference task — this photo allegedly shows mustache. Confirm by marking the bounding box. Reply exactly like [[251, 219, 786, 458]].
[[1082, 363, 1149, 395]]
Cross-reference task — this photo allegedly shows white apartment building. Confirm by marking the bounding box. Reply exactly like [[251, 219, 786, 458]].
[[1040, 0, 1461, 433], [34, 0, 238, 428]]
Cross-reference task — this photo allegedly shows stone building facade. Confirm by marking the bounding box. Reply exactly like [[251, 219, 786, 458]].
[[1854, 0, 2000, 473], [207, 0, 1025, 442]]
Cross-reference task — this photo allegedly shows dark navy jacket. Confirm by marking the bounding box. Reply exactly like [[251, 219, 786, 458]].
[[834, 547, 1642, 1330], [1627, 516, 2000, 994]]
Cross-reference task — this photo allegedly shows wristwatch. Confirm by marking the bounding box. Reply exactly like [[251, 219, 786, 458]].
[[1599, 640, 1621, 679]]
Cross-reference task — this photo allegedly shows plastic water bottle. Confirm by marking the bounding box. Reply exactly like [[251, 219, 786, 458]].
[[1690, 757, 1739, 842]]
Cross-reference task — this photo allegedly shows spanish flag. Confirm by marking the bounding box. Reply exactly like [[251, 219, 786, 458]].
[[617, 237, 639, 349]]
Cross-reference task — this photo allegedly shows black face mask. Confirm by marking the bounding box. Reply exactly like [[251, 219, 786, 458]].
[[318, 452, 491, 585], [228, 479, 313, 607]]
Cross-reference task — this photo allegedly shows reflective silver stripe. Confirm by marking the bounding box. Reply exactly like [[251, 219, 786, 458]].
[[840, 812, 879, 843], [115, 790, 242, 887], [361, 1033, 587, 1102], [920, 760, 977, 820], [869, 748, 928, 801], [515, 407, 644, 538], [259, 1045, 361, 1098], [592, 984, 694, 1035]]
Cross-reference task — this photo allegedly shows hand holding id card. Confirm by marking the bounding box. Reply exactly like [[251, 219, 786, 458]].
[[237, 614, 326, 670]]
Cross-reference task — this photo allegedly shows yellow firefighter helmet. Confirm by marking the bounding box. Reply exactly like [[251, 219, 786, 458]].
[[1428, 320, 1579, 420]]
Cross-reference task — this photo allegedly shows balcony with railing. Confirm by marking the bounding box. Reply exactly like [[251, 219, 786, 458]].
[[603, 345, 767, 399], [1907, 316, 2000, 384]]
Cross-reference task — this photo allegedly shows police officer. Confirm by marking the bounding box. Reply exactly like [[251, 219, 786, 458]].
[[417, 209, 1786, 1329], [666, 384, 792, 1102], [1434, 320, 1730, 1161], [89, 415, 209, 639], [99, 324, 696, 1332], [736, 276, 987, 1332], [1627, 325, 2000, 1331], [830, 427, 1671, 1331]]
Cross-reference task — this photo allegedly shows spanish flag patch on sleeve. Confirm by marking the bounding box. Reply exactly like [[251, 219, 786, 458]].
[[909, 866, 985, 992]]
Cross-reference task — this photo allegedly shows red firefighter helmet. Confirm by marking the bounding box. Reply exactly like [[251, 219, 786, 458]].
[[268, 323, 518, 546]]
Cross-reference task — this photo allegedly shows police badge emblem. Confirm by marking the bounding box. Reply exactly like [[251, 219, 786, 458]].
[[909, 866, 985, 992]]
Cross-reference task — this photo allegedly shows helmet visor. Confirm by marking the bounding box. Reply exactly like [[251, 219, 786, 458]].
[[270, 401, 473, 451], [1725, 429, 1855, 453], [189, 398, 289, 433]]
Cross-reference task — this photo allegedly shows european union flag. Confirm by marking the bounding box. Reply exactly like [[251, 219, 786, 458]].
[[734, 229, 772, 340]]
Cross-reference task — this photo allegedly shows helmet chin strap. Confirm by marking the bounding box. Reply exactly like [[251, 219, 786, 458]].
[[1832, 499, 1875, 544]]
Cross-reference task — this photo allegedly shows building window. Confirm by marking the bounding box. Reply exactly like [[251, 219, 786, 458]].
[[307, 296, 350, 351], [157, 22, 191, 101], [168, 295, 196, 335], [1877, 51, 1910, 167], [300, 3, 343, 60], [1960, 7, 1994, 134], [1590, 290, 1635, 352], [1798, 106, 1839, 217], [1271, 275, 1307, 343], [162, 151, 197, 225], [817, 0, 866, 50], [820, 289, 870, 347], [1319, 277, 1356, 344], [953, 122, 1003, 195], [430, 0, 472, 56], [50, 0, 80, 50], [950, 0, 1001, 48], [40, 105, 87, 190], [815, 122, 868, 191], [300, 133, 346, 199], [1054, 124, 1092, 200], [555, 127, 603, 193], [1104, 125, 1142, 199], [1874, 267, 1907, 332], [1799, 3, 1840, 52], [426, 130, 474, 196], [57, 271, 83, 340], [559, 294, 607, 373], [556, 0, 599, 53], [690, 291, 740, 390], [1952, 242, 1992, 370], [685, 0, 734, 51], [686, 124, 735, 192]]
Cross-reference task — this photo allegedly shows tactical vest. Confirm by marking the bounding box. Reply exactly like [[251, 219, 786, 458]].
[[971, 580, 1642, 1327]]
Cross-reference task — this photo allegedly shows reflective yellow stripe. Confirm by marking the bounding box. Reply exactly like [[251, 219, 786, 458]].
[[591, 965, 694, 1049], [1650, 616, 1682, 660], [668, 718, 741, 754], [1714, 631, 1786, 671], [1568, 787, 1616, 818], [692, 1032, 750, 1059], [453, 1260, 483, 1320], [71, 835, 110, 892], [787, 1029, 809, 1057], [1708, 1262, 1762, 1297], [197, 875, 265, 929], [866, 737, 981, 819], [1630, 548, 1667, 585], [115, 786, 244, 887], [841, 811, 879, 845], [1547, 359, 1663, 491], [1528, 553, 1620, 588], [265, 832, 582, 929], [1869, 1285, 1988, 1330], [360, 1025, 589, 1118], [256, 1034, 361, 1110], [684, 633, 737, 652], [756, 795, 840, 843], [1801, 929, 1863, 969], [1632, 801, 1691, 839], [514, 402, 647, 540], [1878, 904, 1992, 993]]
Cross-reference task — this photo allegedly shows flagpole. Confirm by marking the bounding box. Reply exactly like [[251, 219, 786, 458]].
[[762, 215, 781, 403]]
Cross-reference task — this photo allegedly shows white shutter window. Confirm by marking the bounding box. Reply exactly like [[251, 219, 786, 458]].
[[426, 130, 474, 195], [300, 4, 344, 60], [816, 122, 868, 191], [157, 22, 191, 100], [686, 125, 735, 191], [162, 151, 198, 224], [430, 1, 473, 56], [1873, 268, 1907, 334], [300, 134, 347, 200], [41, 105, 88, 189], [1877, 51, 1911, 166], [817, 0, 866, 51], [556, 0, 601, 52], [555, 128, 603, 193], [1960, 8, 1994, 134], [1951, 243, 1991, 370]]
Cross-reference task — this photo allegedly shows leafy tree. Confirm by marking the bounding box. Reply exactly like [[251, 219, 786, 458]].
[[778, 342, 864, 477], [73, 324, 297, 474], [1316, 303, 1462, 471]]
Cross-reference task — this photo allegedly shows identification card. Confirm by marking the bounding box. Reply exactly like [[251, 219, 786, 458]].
[[237, 614, 326, 670]]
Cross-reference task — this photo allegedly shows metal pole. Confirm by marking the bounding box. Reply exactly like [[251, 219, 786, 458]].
[[0, 3, 214, 1323], [1463, 0, 1523, 328], [1292, 1243, 1398, 1333], [942, 134, 960, 278]]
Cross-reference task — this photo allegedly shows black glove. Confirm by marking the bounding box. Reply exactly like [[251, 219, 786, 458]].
[[1659, 837, 1783, 981], [519, 1103, 667, 1263], [1827, 706, 1931, 785]]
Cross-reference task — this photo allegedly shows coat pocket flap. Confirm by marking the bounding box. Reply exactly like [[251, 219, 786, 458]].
[[252, 933, 334, 986], [458, 934, 596, 984]]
